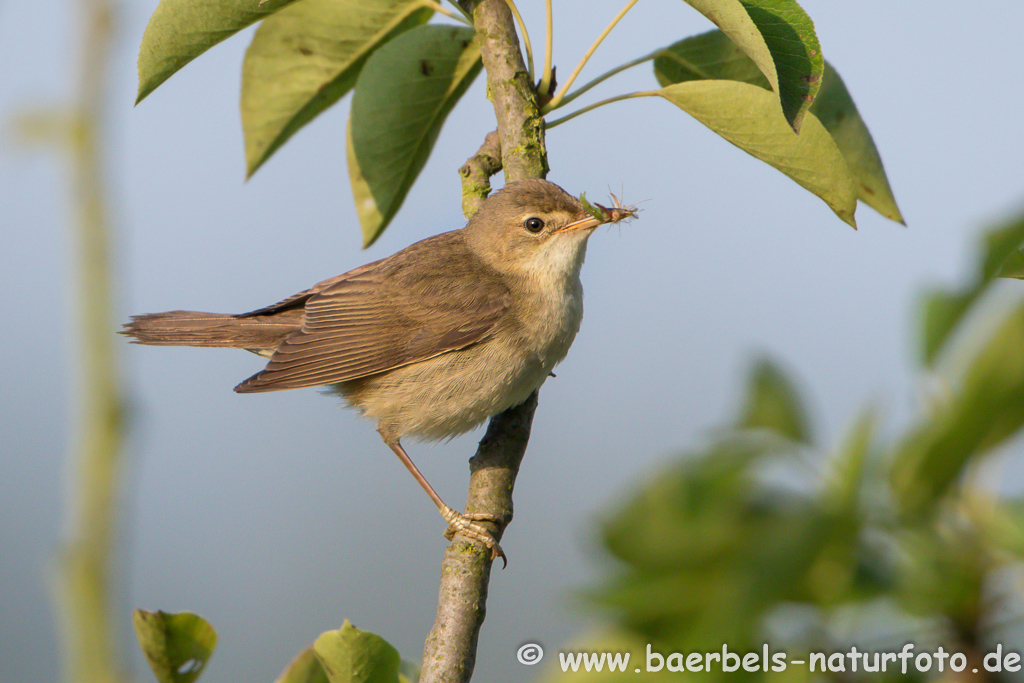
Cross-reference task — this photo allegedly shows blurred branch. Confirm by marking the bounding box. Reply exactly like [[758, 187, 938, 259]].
[[47, 2, 128, 683]]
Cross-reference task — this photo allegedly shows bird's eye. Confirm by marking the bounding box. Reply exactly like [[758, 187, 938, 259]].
[[524, 217, 545, 233]]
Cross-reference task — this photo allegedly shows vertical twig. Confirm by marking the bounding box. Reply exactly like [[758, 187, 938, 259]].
[[458, 130, 502, 217], [51, 3, 128, 683], [420, 1, 548, 681]]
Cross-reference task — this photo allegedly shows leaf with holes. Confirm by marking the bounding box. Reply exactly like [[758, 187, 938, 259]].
[[347, 24, 481, 246], [132, 610, 217, 683]]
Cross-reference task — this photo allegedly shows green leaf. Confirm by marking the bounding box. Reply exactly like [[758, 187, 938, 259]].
[[132, 610, 217, 683], [578, 192, 608, 222], [893, 527, 988, 622], [920, 287, 977, 366], [136, 0, 303, 104], [920, 210, 1024, 365], [600, 436, 768, 568], [654, 28, 767, 87], [313, 620, 403, 683], [348, 24, 481, 246], [658, 80, 857, 227], [974, 499, 1024, 559], [241, 0, 433, 177], [738, 0, 822, 131], [398, 660, 419, 683], [983, 212, 1024, 280], [680, 0, 822, 131], [655, 30, 903, 223], [811, 62, 904, 223], [276, 647, 329, 683], [737, 357, 812, 444], [828, 407, 875, 510], [596, 435, 858, 650], [894, 301, 1024, 517]]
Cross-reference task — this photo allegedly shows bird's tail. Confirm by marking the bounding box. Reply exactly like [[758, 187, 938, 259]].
[[121, 310, 296, 351]]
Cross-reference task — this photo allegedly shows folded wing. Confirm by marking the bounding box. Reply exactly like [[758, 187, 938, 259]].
[[235, 232, 510, 392]]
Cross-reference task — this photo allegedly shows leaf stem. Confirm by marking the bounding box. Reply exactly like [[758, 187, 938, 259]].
[[503, 0, 534, 82], [542, 0, 641, 112], [536, 0, 554, 96], [544, 90, 658, 129], [425, 0, 472, 24], [549, 48, 663, 111], [445, 0, 473, 22]]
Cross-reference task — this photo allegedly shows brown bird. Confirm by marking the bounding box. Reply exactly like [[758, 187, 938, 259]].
[[123, 179, 634, 562]]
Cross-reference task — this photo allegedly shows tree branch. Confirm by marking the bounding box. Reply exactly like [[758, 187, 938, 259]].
[[459, 130, 502, 218], [419, 393, 538, 683], [460, 0, 548, 182], [419, 1, 549, 681]]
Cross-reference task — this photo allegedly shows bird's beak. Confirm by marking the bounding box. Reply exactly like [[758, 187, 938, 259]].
[[555, 204, 635, 233], [556, 215, 605, 233]]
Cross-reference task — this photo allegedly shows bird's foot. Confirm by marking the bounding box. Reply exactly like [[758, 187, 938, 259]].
[[440, 506, 507, 568]]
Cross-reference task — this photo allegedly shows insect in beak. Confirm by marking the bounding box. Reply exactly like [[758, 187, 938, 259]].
[[560, 192, 637, 232]]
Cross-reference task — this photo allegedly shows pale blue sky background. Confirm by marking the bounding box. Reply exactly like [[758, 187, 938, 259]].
[[3, 1, 1024, 682]]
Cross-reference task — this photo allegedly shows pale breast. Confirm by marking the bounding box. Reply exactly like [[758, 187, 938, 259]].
[[338, 241, 589, 442], [337, 331, 552, 442]]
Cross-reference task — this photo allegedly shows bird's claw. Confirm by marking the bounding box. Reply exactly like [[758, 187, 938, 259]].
[[441, 507, 507, 568]]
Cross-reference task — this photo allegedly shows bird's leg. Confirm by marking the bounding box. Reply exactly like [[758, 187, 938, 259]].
[[381, 433, 507, 566]]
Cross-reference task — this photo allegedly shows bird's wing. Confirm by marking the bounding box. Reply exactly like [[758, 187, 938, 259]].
[[234, 234, 510, 392], [235, 259, 385, 318]]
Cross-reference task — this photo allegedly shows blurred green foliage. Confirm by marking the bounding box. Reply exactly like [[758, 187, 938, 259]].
[[546, 208, 1024, 682]]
